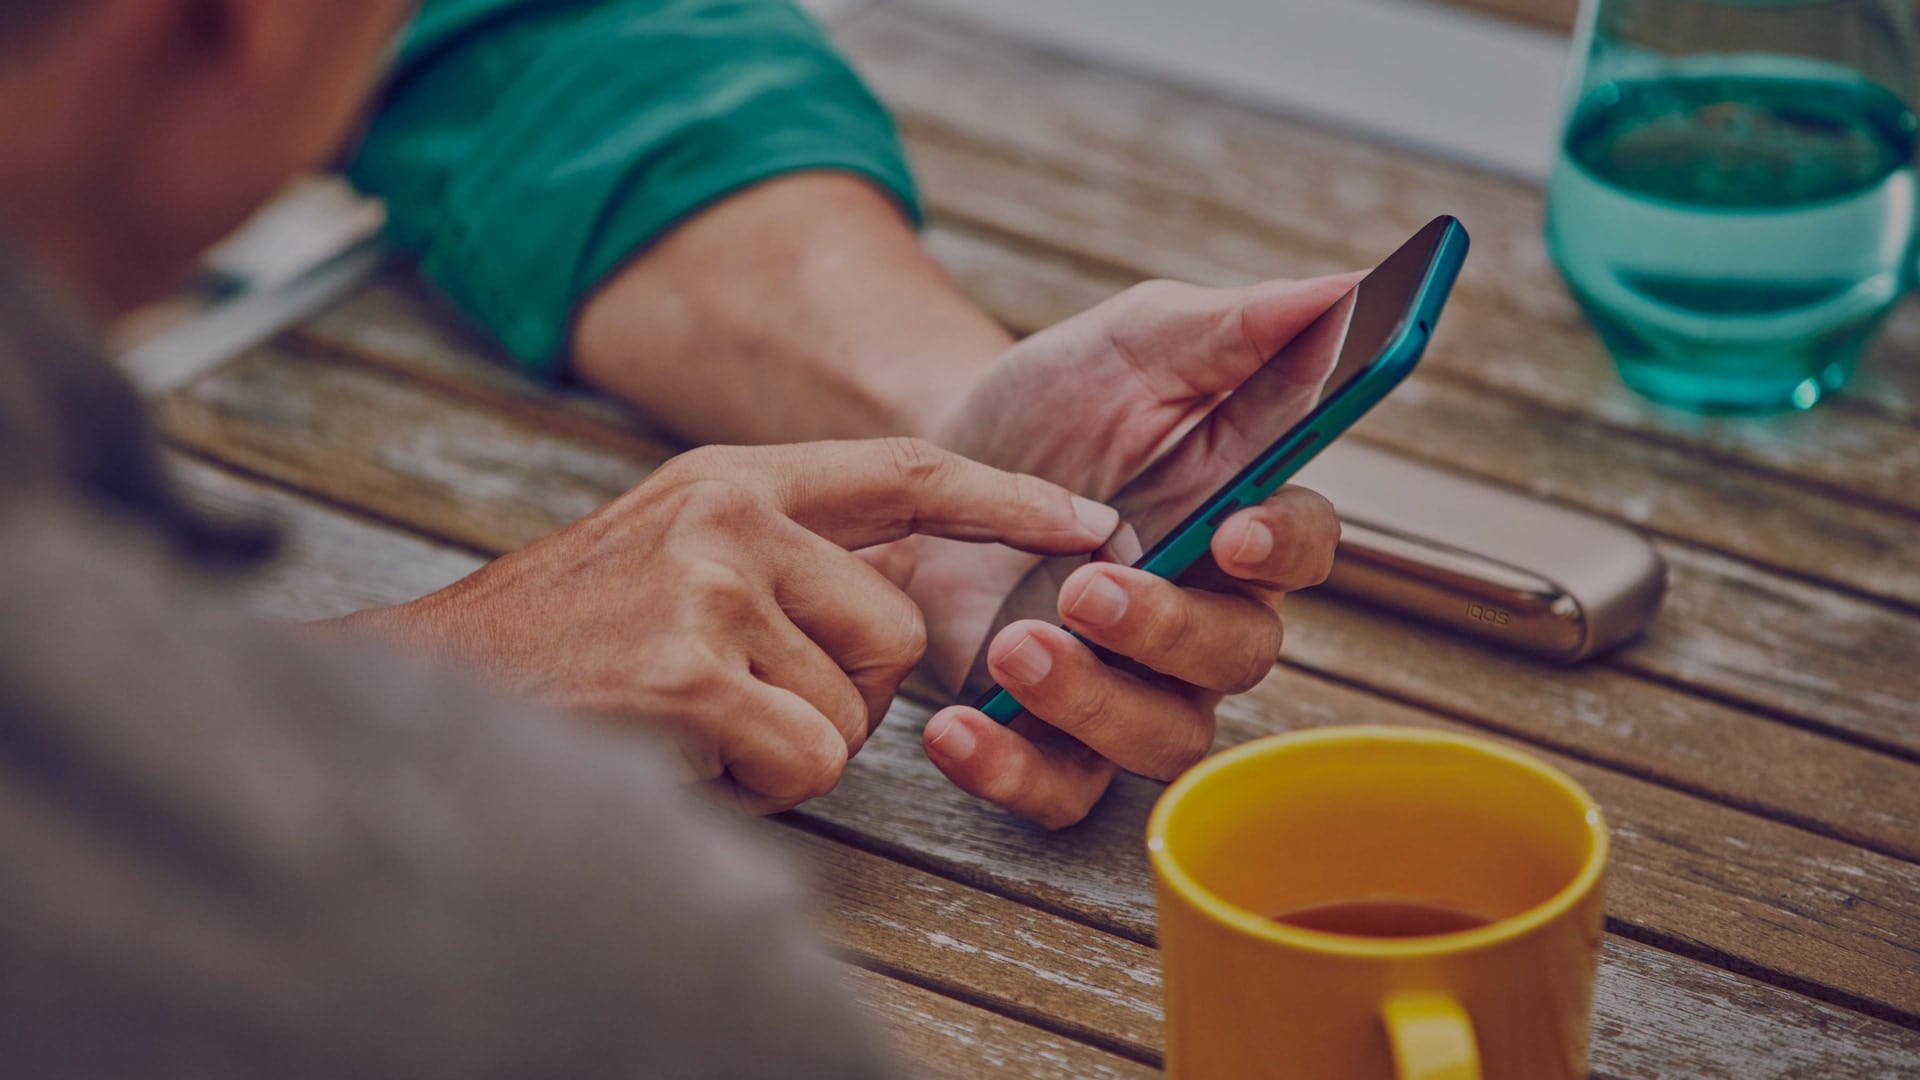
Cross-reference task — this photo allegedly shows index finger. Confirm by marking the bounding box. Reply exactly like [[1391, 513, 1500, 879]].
[[767, 437, 1120, 553]]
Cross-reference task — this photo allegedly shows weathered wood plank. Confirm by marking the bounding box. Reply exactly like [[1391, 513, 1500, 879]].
[[265, 254, 1920, 762], [846, 965, 1156, 1079], [1621, 542, 1920, 754], [154, 339, 1920, 854], [293, 269, 674, 442], [156, 342, 654, 555], [904, 130, 1920, 512], [840, 10, 1920, 507], [1278, 588, 1920, 855], [170, 453, 482, 619], [922, 222, 1920, 757], [865, 4, 1920, 429], [1869, 303, 1920, 422], [194, 467, 1920, 1075], [921, 219, 1919, 611], [1437, 0, 1581, 32], [784, 829, 1920, 1078], [173, 460, 1151, 1079], [1350, 374, 1920, 615], [804, 688, 1920, 1026], [1586, 942, 1920, 1079], [781, 827, 1164, 1061]]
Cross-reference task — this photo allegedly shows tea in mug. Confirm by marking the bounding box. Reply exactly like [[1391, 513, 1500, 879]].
[[1272, 899, 1493, 939]]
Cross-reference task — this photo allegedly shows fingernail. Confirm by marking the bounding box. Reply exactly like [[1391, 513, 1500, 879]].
[[1068, 572, 1128, 629], [1232, 521, 1274, 566], [1072, 496, 1121, 541], [999, 633, 1053, 686], [928, 715, 976, 763], [1107, 522, 1143, 565]]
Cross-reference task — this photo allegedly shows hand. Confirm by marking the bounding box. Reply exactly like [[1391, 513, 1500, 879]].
[[345, 439, 1117, 814], [908, 277, 1357, 828]]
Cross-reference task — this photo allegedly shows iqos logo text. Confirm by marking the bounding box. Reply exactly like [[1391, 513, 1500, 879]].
[[1466, 603, 1511, 626]]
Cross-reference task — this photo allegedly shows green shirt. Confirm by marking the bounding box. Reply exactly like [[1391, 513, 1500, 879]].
[[348, 0, 920, 378]]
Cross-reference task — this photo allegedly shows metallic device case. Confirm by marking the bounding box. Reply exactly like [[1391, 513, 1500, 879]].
[[1296, 443, 1667, 663]]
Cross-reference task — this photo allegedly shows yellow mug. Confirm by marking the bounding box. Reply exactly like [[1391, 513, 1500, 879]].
[[1147, 726, 1608, 1079]]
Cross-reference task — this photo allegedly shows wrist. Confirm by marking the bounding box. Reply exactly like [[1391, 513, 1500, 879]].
[[324, 598, 440, 653], [324, 583, 492, 668]]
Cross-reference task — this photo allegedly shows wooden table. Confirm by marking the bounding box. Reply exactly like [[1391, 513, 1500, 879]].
[[142, 7, 1920, 1077]]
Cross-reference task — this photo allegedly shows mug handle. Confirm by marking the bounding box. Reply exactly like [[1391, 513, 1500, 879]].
[[1381, 991, 1480, 1080]]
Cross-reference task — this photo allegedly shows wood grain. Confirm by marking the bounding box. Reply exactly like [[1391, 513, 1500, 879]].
[[157, 463, 1160, 1078], [155, 336, 1920, 849], [156, 340, 650, 556], [258, 258, 1920, 766], [782, 829, 1920, 1078], [1278, 589, 1920, 859], [839, 10, 1920, 508], [902, 130, 1920, 513], [1620, 542, 1920, 755], [110, 8, 1920, 1075], [845, 965, 1156, 1079], [779, 826, 1165, 1061], [161, 344, 1920, 1021], [919, 220, 1920, 616], [801, 688, 1920, 1026], [1349, 373, 1920, 615], [1869, 303, 1920, 423], [922, 221, 1920, 759], [293, 270, 679, 445], [192, 469, 1920, 1075], [170, 453, 482, 619], [1436, 0, 1581, 33]]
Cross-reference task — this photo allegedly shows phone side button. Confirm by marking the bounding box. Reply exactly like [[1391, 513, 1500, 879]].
[[1251, 431, 1321, 490]]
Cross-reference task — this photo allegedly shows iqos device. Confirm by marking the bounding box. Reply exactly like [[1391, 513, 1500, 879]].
[[1295, 442, 1666, 663]]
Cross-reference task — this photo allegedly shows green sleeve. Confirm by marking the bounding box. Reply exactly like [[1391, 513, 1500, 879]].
[[347, 0, 921, 378]]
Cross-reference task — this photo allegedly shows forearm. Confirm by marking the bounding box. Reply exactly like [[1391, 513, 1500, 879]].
[[573, 173, 1012, 445]]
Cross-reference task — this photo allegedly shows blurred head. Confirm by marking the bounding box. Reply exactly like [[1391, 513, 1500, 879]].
[[0, 0, 413, 312]]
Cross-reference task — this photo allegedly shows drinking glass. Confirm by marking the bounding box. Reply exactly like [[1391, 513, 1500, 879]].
[[1544, 0, 1918, 412]]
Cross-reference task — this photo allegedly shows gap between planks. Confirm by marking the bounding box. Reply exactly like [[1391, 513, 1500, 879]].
[[846, 964, 1155, 1079], [918, 210, 1920, 623], [839, 9, 1920, 503], [913, 220, 1920, 760], [902, 129, 1920, 523], [802, 692, 1920, 1031], [771, 820, 1920, 1077], [290, 267, 1920, 771], [177, 455, 1920, 1045], [159, 316, 1920, 868], [179, 430, 1920, 1029], [176, 455, 1152, 1077]]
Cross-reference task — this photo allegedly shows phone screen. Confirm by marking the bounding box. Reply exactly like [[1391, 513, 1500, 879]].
[[959, 217, 1461, 707]]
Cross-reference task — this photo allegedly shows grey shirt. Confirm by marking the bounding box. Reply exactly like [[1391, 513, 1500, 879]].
[[0, 239, 891, 1079]]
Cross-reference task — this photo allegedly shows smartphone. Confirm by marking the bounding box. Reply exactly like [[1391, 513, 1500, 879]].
[[966, 215, 1470, 724]]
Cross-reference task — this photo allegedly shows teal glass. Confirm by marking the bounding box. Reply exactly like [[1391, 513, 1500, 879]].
[[1545, 0, 1918, 412]]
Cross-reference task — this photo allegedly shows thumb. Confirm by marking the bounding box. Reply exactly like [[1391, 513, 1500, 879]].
[[1237, 271, 1368, 360], [1101, 273, 1364, 399]]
